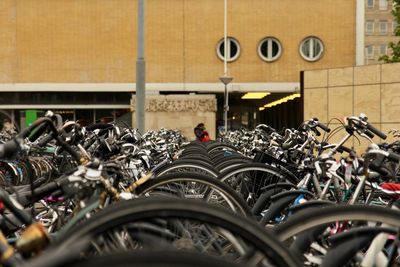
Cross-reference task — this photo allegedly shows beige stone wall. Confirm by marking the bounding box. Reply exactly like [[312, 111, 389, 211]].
[[304, 62, 400, 153], [0, 0, 355, 84], [131, 95, 216, 140]]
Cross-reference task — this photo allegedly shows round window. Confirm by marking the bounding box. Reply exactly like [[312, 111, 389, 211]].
[[216, 37, 241, 62], [299, 37, 324, 62], [258, 37, 282, 62]]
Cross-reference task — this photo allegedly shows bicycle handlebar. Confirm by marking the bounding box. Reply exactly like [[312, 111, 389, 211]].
[[367, 123, 387, 140], [0, 139, 20, 159], [28, 124, 49, 142], [364, 149, 400, 163], [316, 122, 331, 133], [364, 130, 375, 139], [388, 151, 400, 162], [346, 116, 386, 140]]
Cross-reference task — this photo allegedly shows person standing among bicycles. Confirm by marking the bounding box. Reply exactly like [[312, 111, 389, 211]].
[[194, 123, 210, 142]]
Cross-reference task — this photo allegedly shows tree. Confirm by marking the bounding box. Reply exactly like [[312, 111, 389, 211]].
[[380, 0, 400, 62]]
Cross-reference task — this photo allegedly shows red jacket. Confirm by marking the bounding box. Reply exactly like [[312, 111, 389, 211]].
[[194, 127, 210, 142]]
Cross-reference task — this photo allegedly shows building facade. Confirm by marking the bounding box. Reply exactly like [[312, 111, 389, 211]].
[[0, 0, 358, 134], [303, 62, 400, 153], [365, 0, 399, 64]]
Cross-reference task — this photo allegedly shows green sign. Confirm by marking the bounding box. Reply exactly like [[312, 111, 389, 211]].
[[25, 110, 37, 127]]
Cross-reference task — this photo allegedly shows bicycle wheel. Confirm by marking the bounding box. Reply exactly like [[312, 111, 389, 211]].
[[155, 160, 219, 178], [135, 172, 251, 216], [56, 250, 247, 267], [215, 158, 252, 173], [206, 142, 239, 154], [274, 204, 400, 266], [275, 205, 400, 241], [218, 162, 294, 207], [57, 198, 299, 267]]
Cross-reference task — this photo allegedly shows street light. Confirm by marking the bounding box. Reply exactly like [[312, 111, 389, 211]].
[[220, 0, 232, 133], [219, 75, 233, 133], [136, 0, 145, 133]]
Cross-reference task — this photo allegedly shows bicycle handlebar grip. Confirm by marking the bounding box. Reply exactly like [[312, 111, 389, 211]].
[[337, 145, 354, 154], [317, 122, 331, 133], [28, 123, 48, 142], [364, 130, 375, 139], [367, 123, 387, 140], [17, 181, 60, 206], [37, 134, 54, 147], [388, 152, 400, 163], [0, 140, 20, 159]]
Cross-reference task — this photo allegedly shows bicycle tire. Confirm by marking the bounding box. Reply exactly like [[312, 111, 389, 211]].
[[57, 198, 299, 267], [135, 172, 251, 216], [215, 158, 253, 173], [206, 142, 239, 154], [57, 250, 247, 267], [218, 162, 297, 184], [274, 204, 400, 242], [154, 160, 219, 178]]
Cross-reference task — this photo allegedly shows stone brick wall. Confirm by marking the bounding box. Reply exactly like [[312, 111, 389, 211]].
[[131, 94, 217, 140], [304, 62, 400, 152], [0, 0, 355, 84]]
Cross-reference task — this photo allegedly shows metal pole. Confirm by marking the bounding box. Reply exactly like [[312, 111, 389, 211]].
[[220, 75, 233, 132], [224, 0, 227, 75], [224, 84, 228, 131], [221, 0, 231, 133], [224, 0, 227, 133], [136, 0, 145, 133]]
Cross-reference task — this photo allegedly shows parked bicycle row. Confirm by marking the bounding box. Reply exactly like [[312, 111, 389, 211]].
[[0, 111, 399, 266]]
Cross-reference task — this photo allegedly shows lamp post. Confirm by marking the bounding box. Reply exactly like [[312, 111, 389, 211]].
[[220, 0, 232, 133], [136, 0, 145, 133], [219, 75, 233, 133]]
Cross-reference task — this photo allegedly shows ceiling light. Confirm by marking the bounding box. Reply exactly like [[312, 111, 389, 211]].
[[263, 93, 301, 109], [241, 92, 270, 99]]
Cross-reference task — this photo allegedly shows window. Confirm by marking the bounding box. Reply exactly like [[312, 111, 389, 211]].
[[380, 44, 387, 55], [366, 20, 375, 34], [393, 20, 398, 34], [379, 0, 388, 10], [380, 20, 388, 34], [367, 0, 374, 8], [299, 37, 324, 62], [366, 45, 374, 59], [258, 37, 282, 62], [216, 37, 241, 62]]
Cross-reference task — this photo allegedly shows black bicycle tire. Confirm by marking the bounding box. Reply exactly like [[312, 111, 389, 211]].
[[206, 142, 239, 153], [135, 172, 251, 216], [155, 160, 219, 178], [57, 250, 247, 267], [215, 158, 253, 172], [175, 155, 214, 166], [209, 149, 242, 159], [274, 204, 400, 242], [218, 162, 293, 183], [57, 198, 299, 267], [212, 154, 250, 167]]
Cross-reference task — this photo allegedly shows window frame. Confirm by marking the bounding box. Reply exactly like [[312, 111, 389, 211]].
[[216, 37, 241, 62], [379, 20, 388, 34], [366, 20, 375, 34], [299, 36, 325, 62], [379, 44, 387, 55], [257, 37, 283, 62], [379, 0, 388, 10], [366, 45, 374, 59]]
